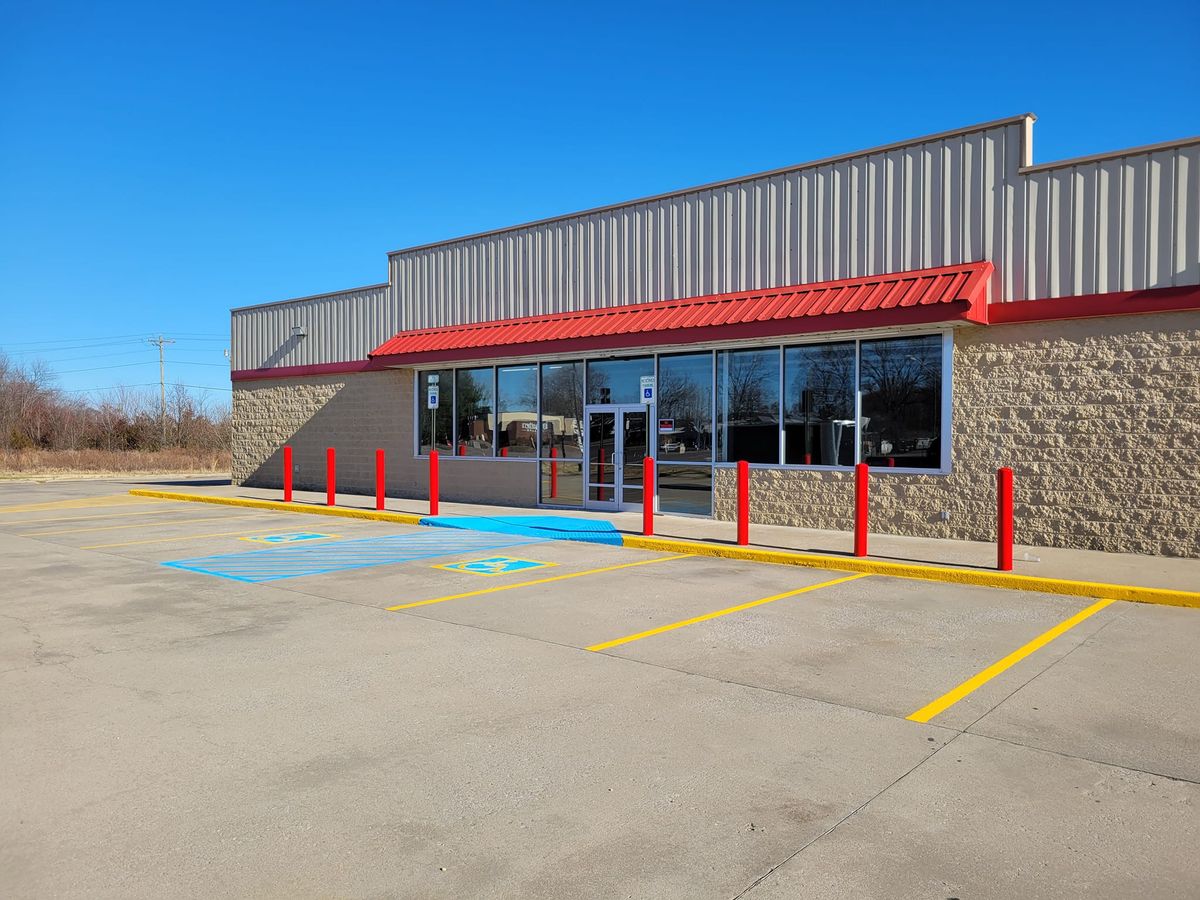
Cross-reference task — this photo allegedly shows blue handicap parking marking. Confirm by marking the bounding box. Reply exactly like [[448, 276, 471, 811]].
[[162, 532, 547, 583], [434, 556, 556, 577], [240, 532, 337, 544]]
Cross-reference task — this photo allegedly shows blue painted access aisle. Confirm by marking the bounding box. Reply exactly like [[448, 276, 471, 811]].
[[418, 515, 623, 545]]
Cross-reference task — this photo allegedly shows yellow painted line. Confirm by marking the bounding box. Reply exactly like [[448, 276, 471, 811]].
[[81, 529, 277, 550], [129, 490, 1200, 610], [129, 489, 424, 526], [622, 536, 1200, 609], [28, 513, 272, 536], [907, 597, 1117, 723], [0, 494, 152, 514], [388, 554, 690, 611], [0, 507, 196, 527], [586, 573, 868, 652]]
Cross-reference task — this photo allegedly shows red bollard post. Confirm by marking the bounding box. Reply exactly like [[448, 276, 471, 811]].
[[853, 462, 868, 557], [598, 448, 606, 502], [887, 457, 895, 468], [375, 448, 385, 511], [282, 446, 293, 502], [326, 447, 336, 506], [457, 442, 466, 456], [499, 447, 508, 457], [997, 466, 1014, 571], [549, 446, 559, 499], [429, 450, 440, 516], [803, 452, 812, 465], [642, 457, 655, 536], [736, 460, 750, 546]]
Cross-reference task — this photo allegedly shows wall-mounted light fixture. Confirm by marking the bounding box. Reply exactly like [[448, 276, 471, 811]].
[[291, 325, 308, 338]]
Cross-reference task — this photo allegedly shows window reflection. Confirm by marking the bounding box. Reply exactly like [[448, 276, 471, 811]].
[[455, 368, 494, 456], [784, 342, 856, 466], [418, 369, 453, 454], [540, 361, 584, 459], [497, 365, 538, 458], [586, 357, 653, 405], [657, 352, 713, 463], [859, 335, 943, 469], [716, 348, 780, 464]]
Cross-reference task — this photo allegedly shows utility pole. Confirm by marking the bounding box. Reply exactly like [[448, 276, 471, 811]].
[[147, 335, 175, 446]]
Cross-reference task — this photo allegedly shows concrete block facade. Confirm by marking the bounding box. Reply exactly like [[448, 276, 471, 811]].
[[712, 310, 1200, 557], [232, 368, 537, 507]]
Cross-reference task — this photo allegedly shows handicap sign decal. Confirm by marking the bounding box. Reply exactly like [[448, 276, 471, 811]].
[[434, 556, 556, 577], [240, 532, 338, 544]]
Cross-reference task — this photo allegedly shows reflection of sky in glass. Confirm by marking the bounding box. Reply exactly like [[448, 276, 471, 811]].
[[587, 357, 653, 404]]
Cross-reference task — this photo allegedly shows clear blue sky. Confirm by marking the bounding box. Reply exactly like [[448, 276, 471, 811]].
[[2, 0, 1197, 401]]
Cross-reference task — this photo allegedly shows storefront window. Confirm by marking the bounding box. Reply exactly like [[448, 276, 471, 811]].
[[541, 460, 584, 507], [657, 464, 712, 516], [540, 361, 584, 459], [496, 365, 538, 458], [716, 348, 780, 464], [859, 334, 943, 468], [783, 342, 856, 466], [418, 369, 453, 455], [586, 357, 653, 405], [657, 352, 713, 463], [454, 368, 494, 456]]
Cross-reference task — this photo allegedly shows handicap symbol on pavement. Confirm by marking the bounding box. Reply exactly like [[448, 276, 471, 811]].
[[240, 532, 338, 544], [434, 556, 557, 577]]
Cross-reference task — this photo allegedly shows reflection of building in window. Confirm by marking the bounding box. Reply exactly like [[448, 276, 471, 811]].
[[859, 335, 942, 468], [784, 342, 855, 466], [717, 349, 780, 464]]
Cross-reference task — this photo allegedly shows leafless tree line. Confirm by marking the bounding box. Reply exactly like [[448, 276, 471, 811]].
[[0, 353, 230, 452]]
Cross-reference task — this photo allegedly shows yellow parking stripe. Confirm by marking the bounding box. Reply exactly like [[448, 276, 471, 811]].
[[586, 573, 869, 652], [81, 529, 274, 550], [907, 597, 1117, 724], [1, 507, 194, 527], [27, 513, 271, 536], [388, 554, 690, 611], [0, 495, 152, 514]]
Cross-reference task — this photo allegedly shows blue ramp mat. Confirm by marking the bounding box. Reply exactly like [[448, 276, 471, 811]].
[[163, 532, 546, 583], [418, 515, 623, 545]]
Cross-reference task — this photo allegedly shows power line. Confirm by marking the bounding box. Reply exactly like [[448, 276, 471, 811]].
[[0, 331, 225, 347]]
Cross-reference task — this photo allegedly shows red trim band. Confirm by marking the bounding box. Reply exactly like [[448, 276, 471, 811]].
[[986, 284, 1200, 325]]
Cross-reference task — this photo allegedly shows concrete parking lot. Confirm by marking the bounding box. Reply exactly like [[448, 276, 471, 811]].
[[2, 478, 1198, 898]]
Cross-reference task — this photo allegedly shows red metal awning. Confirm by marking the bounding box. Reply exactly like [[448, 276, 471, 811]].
[[370, 262, 992, 364]]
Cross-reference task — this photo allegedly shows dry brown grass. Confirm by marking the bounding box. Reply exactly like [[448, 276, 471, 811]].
[[0, 448, 232, 476]]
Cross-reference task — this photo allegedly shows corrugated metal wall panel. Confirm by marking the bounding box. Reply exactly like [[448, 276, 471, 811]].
[[230, 284, 390, 370], [233, 118, 1200, 369]]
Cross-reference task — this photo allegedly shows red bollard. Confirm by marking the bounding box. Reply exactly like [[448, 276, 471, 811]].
[[598, 448, 606, 502], [803, 452, 812, 465], [457, 442, 466, 456], [853, 462, 868, 557], [736, 460, 750, 546], [429, 450, 440, 516], [375, 448, 385, 511], [887, 457, 895, 468], [643, 457, 655, 536], [499, 447, 508, 457], [326, 447, 336, 506], [282, 446, 293, 502], [549, 446, 559, 499], [997, 466, 1014, 571]]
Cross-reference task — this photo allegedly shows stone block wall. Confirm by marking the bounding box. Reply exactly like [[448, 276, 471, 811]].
[[714, 310, 1200, 557], [232, 368, 537, 507]]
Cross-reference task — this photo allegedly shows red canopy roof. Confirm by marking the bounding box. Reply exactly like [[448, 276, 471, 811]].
[[370, 262, 992, 364]]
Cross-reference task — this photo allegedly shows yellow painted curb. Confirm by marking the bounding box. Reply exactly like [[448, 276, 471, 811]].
[[621, 535, 1200, 608], [128, 489, 425, 526], [128, 489, 1199, 609]]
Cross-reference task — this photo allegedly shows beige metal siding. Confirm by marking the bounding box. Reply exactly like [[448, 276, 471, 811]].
[[232, 116, 1200, 367], [231, 284, 392, 370]]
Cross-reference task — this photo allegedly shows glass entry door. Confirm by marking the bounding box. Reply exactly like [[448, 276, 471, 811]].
[[585, 405, 649, 511]]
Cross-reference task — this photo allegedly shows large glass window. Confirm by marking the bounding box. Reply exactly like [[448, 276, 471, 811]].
[[657, 352, 713, 463], [716, 348, 780, 464], [859, 334, 943, 469], [657, 464, 713, 516], [454, 368, 494, 457], [496, 364, 538, 458], [586, 357, 653, 404], [418, 369, 453, 455], [540, 361, 584, 459], [783, 342, 856, 466]]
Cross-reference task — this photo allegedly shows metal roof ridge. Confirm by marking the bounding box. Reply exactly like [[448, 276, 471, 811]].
[[231, 282, 390, 313]]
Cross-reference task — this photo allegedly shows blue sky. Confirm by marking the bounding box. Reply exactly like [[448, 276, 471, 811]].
[[2, 0, 1197, 402]]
